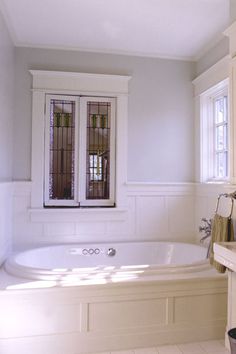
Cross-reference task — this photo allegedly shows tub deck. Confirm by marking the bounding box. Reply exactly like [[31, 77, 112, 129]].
[[0, 266, 227, 354]]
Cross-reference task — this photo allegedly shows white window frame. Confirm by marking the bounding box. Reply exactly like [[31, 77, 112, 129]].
[[30, 70, 131, 210], [200, 79, 229, 182], [79, 96, 116, 206]]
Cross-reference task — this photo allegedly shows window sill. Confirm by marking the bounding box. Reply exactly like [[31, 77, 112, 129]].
[[204, 180, 230, 185], [29, 207, 128, 223]]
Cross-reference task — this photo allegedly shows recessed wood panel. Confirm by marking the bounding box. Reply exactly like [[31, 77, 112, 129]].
[[88, 298, 167, 332], [0, 302, 80, 337], [174, 293, 227, 324]]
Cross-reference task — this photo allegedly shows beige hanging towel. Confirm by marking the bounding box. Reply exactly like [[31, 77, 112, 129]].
[[209, 214, 234, 273]]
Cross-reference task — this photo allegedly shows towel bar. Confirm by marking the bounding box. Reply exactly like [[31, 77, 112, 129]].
[[215, 191, 236, 218]]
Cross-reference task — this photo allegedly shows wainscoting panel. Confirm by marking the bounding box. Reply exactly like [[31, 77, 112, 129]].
[[12, 182, 197, 249], [195, 183, 236, 243]]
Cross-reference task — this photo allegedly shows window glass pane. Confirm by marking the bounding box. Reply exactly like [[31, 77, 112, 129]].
[[86, 101, 111, 199], [89, 154, 102, 181], [214, 93, 228, 179], [215, 96, 227, 124], [215, 125, 224, 150], [216, 152, 227, 178], [49, 99, 75, 200]]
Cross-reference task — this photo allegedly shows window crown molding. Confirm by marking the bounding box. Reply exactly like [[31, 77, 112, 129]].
[[30, 70, 131, 94]]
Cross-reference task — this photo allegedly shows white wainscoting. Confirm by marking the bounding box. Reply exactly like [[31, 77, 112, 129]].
[[12, 180, 236, 250], [12, 182, 197, 250], [127, 183, 195, 242], [0, 182, 12, 265], [195, 183, 236, 243]]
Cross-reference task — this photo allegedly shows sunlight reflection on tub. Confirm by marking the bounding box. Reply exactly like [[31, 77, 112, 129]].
[[6, 264, 150, 290], [6, 280, 58, 290], [120, 264, 149, 270]]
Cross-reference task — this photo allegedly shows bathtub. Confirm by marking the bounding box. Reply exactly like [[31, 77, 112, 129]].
[[1, 242, 227, 354], [4, 241, 209, 281]]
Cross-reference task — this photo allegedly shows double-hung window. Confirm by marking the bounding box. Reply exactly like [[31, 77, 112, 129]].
[[200, 79, 229, 182], [44, 95, 115, 207]]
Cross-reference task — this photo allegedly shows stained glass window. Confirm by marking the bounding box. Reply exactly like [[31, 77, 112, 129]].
[[44, 95, 115, 206]]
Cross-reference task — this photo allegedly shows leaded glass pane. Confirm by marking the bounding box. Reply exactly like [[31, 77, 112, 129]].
[[86, 101, 111, 199], [49, 99, 75, 200]]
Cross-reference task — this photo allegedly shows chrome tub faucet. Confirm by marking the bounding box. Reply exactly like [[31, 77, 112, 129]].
[[199, 218, 212, 242]]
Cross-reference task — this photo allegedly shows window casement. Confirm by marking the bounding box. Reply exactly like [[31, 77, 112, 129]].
[[30, 71, 130, 211], [200, 79, 229, 182], [44, 95, 115, 207]]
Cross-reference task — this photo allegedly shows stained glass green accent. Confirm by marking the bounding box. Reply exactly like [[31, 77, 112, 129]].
[[64, 113, 70, 127], [49, 99, 75, 200]]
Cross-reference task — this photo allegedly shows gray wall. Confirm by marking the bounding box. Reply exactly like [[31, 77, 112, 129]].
[[0, 11, 14, 181], [14, 48, 195, 182], [0, 11, 14, 264], [196, 37, 229, 76], [230, 0, 236, 22]]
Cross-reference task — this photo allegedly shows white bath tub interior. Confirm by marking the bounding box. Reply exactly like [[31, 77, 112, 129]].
[[5, 242, 208, 281]]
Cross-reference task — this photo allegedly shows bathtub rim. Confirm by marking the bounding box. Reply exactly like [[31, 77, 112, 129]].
[[4, 241, 211, 281]]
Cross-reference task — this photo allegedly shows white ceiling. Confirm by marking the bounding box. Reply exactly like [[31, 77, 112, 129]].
[[0, 0, 230, 61]]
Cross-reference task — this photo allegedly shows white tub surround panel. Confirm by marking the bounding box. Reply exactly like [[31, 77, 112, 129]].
[[0, 182, 12, 266], [30, 70, 130, 211], [127, 183, 195, 242], [12, 182, 195, 249], [0, 274, 227, 354]]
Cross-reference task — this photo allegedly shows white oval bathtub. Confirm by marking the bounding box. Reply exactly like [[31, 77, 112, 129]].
[[5, 242, 209, 281]]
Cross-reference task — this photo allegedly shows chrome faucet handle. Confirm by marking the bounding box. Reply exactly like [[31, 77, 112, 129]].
[[107, 247, 116, 257], [200, 234, 211, 243], [201, 217, 212, 226], [199, 217, 212, 243]]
